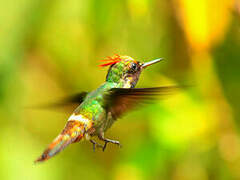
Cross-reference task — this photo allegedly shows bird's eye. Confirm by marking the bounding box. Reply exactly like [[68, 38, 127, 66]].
[[131, 63, 137, 71]]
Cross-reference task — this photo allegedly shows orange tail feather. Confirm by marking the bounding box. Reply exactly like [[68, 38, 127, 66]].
[[35, 120, 85, 163]]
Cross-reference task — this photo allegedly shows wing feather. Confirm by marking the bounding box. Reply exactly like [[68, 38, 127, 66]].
[[104, 86, 183, 119], [29, 92, 88, 110]]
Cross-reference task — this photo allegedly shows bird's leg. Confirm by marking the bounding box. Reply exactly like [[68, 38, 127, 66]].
[[90, 139, 104, 152], [98, 132, 122, 152]]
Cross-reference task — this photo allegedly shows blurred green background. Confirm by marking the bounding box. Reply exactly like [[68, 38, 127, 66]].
[[0, 0, 240, 179]]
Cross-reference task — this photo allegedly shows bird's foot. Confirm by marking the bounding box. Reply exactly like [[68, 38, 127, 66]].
[[100, 138, 122, 152], [90, 139, 104, 152]]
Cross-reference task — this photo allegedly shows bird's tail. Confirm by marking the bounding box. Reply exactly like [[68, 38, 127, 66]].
[[35, 120, 86, 163]]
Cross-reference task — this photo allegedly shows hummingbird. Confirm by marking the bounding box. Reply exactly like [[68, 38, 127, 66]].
[[35, 54, 179, 163]]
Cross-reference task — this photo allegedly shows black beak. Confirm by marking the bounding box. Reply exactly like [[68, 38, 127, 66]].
[[141, 58, 164, 69]]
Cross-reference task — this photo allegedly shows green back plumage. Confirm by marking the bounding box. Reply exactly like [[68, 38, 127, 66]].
[[74, 82, 116, 120]]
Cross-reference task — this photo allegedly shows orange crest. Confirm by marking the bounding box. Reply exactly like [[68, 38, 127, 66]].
[[99, 54, 122, 67]]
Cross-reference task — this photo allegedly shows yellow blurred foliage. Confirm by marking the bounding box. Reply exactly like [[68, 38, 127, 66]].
[[175, 0, 234, 52]]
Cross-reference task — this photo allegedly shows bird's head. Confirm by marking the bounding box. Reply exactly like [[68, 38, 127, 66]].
[[100, 54, 163, 88]]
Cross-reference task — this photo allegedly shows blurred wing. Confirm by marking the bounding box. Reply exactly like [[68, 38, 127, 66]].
[[29, 92, 88, 110], [104, 86, 182, 119]]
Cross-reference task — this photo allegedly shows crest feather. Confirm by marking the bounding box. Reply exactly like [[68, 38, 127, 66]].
[[99, 54, 122, 67]]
